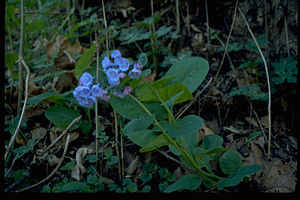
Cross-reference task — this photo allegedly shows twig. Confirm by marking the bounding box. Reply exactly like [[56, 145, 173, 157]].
[[119, 115, 125, 181], [238, 6, 272, 160], [113, 110, 121, 182], [284, 15, 290, 57], [66, 0, 72, 35], [205, 0, 210, 45], [15, 11, 67, 15], [40, 115, 82, 154], [17, 133, 72, 192], [5, 57, 30, 161], [176, 0, 180, 33], [175, 77, 213, 119], [185, 0, 190, 37], [200, 0, 239, 114], [157, 149, 182, 166], [101, 0, 109, 57], [17, 0, 25, 116], [95, 27, 100, 171]]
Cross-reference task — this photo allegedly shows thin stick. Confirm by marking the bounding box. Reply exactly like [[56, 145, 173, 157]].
[[200, 0, 239, 114], [40, 115, 82, 154], [17, 133, 72, 192], [284, 15, 290, 57], [15, 11, 67, 15], [101, 0, 109, 57], [238, 6, 272, 160], [119, 115, 125, 181], [66, 0, 72, 35], [175, 77, 213, 119], [205, 0, 210, 45], [113, 110, 121, 182], [5, 57, 30, 161], [176, 0, 180, 33], [186, 0, 190, 37], [95, 28, 100, 171], [17, 0, 25, 116]]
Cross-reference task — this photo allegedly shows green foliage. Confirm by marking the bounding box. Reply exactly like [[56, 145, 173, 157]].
[[230, 83, 268, 101], [44, 105, 80, 130], [271, 56, 298, 84], [75, 43, 97, 80], [163, 57, 209, 93], [164, 174, 202, 193], [220, 150, 242, 175]]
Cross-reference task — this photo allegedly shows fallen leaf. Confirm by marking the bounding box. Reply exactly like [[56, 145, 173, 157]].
[[260, 116, 269, 129], [31, 127, 47, 140], [245, 117, 259, 128], [48, 154, 59, 166], [126, 155, 139, 175], [71, 147, 88, 181], [198, 122, 214, 142]]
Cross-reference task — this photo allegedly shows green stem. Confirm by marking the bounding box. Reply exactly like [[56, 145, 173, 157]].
[[128, 94, 222, 185], [140, 78, 178, 128]]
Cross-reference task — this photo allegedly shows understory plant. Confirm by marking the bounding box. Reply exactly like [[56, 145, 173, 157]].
[[72, 48, 262, 192]]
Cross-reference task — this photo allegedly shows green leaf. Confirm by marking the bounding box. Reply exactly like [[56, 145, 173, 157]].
[[164, 174, 202, 193], [138, 53, 148, 66], [60, 160, 75, 171], [246, 131, 262, 144], [123, 116, 157, 147], [75, 43, 96, 80], [162, 115, 203, 138], [155, 26, 172, 37], [60, 181, 91, 192], [78, 120, 92, 135], [140, 134, 172, 152], [217, 164, 262, 190], [109, 95, 167, 120], [27, 93, 65, 108], [220, 150, 242, 175], [5, 53, 19, 74], [44, 105, 80, 130], [203, 134, 223, 150], [141, 185, 151, 193], [164, 57, 209, 92]]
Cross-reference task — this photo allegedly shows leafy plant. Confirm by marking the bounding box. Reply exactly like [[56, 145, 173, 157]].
[[271, 56, 298, 85]]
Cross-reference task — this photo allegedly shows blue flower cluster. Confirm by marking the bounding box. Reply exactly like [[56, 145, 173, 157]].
[[73, 72, 109, 108], [102, 50, 142, 86], [73, 49, 142, 107]]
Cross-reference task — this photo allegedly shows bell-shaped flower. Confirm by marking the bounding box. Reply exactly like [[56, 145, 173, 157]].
[[114, 57, 131, 72], [106, 68, 120, 86], [79, 72, 94, 87], [128, 64, 141, 79], [111, 49, 122, 59]]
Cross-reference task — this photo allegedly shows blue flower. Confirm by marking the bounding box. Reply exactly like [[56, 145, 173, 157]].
[[113, 89, 125, 98], [128, 64, 141, 79], [90, 83, 103, 98], [73, 85, 90, 98], [114, 57, 131, 72], [80, 72, 94, 86], [102, 56, 114, 72], [105, 68, 120, 86], [111, 50, 122, 59]]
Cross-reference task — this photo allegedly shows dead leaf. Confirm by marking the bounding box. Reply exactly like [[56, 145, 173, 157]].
[[16, 136, 27, 146], [126, 155, 139, 175], [31, 127, 47, 140], [71, 148, 88, 181], [44, 35, 87, 69], [198, 122, 214, 142], [260, 116, 269, 129], [48, 154, 60, 166], [245, 117, 259, 128]]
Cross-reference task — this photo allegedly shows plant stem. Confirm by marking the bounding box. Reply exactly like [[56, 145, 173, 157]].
[[113, 110, 121, 182], [101, 0, 109, 57], [140, 78, 177, 128], [128, 94, 222, 185], [17, 0, 25, 116], [95, 30, 100, 171]]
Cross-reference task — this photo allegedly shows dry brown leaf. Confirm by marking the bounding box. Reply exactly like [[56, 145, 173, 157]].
[[31, 127, 47, 140], [245, 117, 259, 128], [48, 154, 60, 167], [198, 122, 214, 142], [24, 107, 45, 119], [126, 155, 139, 175], [44, 35, 87, 69], [71, 147, 88, 181], [260, 116, 269, 129], [15, 136, 27, 146]]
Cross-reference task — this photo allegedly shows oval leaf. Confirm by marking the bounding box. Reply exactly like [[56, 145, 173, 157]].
[[75, 43, 96, 80], [44, 105, 80, 130], [164, 57, 209, 92], [220, 150, 242, 175], [164, 174, 202, 193], [140, 134, 172, 152], [203, 134, 223, 150]]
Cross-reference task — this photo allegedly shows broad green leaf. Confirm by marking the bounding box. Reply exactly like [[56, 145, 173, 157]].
[[161, 115, 203, 138], [164, 57, 209, 92], [75, 43, 96, 80], [5, 53, 19, 74], [78, 120, 92, 135], [109, 95, 167, 120], [203, 134, 223, 150], [217, 164, 262, 190], [123, 116, 157, 147], [155, 26, 172, 37], [136, 75, 176, 101], [164, 174, 202, 193], [140, 134, 172, 152], [168, 130, 199, 156], [27, 93, 64, 108], [246, 131, 262, 144], [220, 150, 242, 175], [60, 181, 91, 192], [44, 105, 80, 130]]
